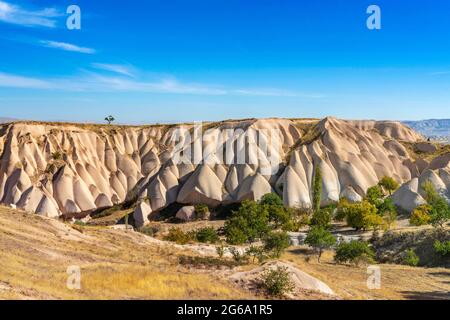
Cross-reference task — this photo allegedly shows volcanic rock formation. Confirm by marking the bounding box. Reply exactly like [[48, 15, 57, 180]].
[[0, 118, 448, 223]]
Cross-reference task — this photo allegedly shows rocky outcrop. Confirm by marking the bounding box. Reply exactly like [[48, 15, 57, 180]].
[[0, 117, 445, 219]]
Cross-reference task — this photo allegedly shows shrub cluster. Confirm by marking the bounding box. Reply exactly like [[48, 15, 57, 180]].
[[334, 240, 375, 265], [261, 266, 295, 298]]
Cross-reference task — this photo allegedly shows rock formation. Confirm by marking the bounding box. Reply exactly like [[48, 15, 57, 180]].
[[0, 117, 448, 221]]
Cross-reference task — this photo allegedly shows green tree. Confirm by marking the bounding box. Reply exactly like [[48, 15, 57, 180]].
[[334, 240, 375, 265], [310, 206, 333, 229], [260, 193, 284, 207], [224, 200, 270, 244], [104, 115, 115, 125], [366, 185, 384, 206], [378, 176, 399, 196], [261, 266, 295, 298], [421, 181, 450, 228], [312, 166, 322, 213], [305, 226, 336, 263], [409, 204, 431, 226], [260, 193, 291, 228], [345, 200, 383, 231], [403, 249, 420, 266], [263, 231, 290, 258], [422, 181, 439, 204], [195, 227, 219, 243], [429, 197, 450, 228], [434, 240, 450, 257]]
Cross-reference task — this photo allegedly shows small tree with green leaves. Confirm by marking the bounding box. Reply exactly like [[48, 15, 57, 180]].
[[334, 240, 375, 265], [312, 166, 322, 213], [344, 200, 383, 231], [366, 185, 384, 206], [409, 204, 431, 226], [105, 115, 115, 125], [434, 240, 450, 257], [224, 200, 270, 244], [378, 176, 399, 196], [421, 181, 450, 228], [260, 193, 291, 228], [310, 206, 333, 229], [403, 249, 420, 266], [261, 266, 295, 298], [305, 226, 336, 263], [195, 227, 219, 243], [263, 231, 290, 258]]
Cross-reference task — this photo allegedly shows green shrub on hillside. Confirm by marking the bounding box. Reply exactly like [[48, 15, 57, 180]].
[[312, 166, 323, 213], [194, 204, 210, 220], [334, 240, 375, 265], [310, 206, 333, 229], [224, 200, 270, 244], [164, 228, 192, 244], [305, 226, 336, 263], [261, 266, 295, 298], [263, 231, 290, 258], [345, 201, 383, 231], [434, 240, 450, 257], [409, 205, 431, 226], [260, 193, 291, 228], [195, 227, 219, 243], [378, 176, 399, 196], [403, 249, 420, 266]]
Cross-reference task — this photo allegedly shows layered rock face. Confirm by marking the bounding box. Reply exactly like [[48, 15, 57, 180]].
[[0, 117, 448, 220]]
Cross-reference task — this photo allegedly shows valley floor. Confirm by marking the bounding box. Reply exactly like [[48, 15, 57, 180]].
[[0, 206, 448, 300]]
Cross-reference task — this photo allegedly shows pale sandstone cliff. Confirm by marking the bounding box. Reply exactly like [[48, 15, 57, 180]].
[[0, 117, 448, 222]]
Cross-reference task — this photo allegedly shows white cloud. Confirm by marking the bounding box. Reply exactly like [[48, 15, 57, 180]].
[[428, 71, 450, 76], [0, 1, 62, 28], [40, 40, 96, 54], [91, 63, 135, 77], [0, 71, 321, 98], [0, 72, 51, 89]]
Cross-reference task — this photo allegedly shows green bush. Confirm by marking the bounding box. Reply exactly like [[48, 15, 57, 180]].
[[419, 181, 450, 227], [195, 227, 219, 243], [163, 228, 192, 244], [229, 247, 249, 263], [246, 246, 268, 263], [260, 193, 291, 227], [310, 206, 333, 229], [224, 200, 270, 244], [263, 231, 290, 258], [305, 226, 336, 263], [403, 249, 420, 266], [409, 205, 431, 226], [74, 220, 86, 226], [194, 204, 210, 220], [312, 166, 322, 213], [334, 240, 375, 265], [378, 176, 399, 195], [366, 185, 384, 206], [216, 244, 226, 258], [434, 240, 450, 257], [261, 266, 295, 298], [344, 201, 383, 231]]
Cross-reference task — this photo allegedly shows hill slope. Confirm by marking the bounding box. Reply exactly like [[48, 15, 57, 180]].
[[0, 117, 448, 221]]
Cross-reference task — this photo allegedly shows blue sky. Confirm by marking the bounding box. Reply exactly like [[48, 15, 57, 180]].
[[1, 0, 450, 123]]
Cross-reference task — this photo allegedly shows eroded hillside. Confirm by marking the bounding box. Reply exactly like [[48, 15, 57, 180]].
[[0, 117, 449, 221]]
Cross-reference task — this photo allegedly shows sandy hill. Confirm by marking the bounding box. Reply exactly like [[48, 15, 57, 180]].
[[0, 117, 449, 222], [0, 205, 448, 300]]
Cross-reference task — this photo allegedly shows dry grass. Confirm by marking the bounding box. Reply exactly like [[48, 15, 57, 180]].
[[283, 247, 450, 300], [1, 206, 449, 300], [0, 206, 251, 300]]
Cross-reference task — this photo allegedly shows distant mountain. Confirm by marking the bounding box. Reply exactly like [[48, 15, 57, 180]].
[[403, 119, 450, 141], [0, 117, 17, 123]]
